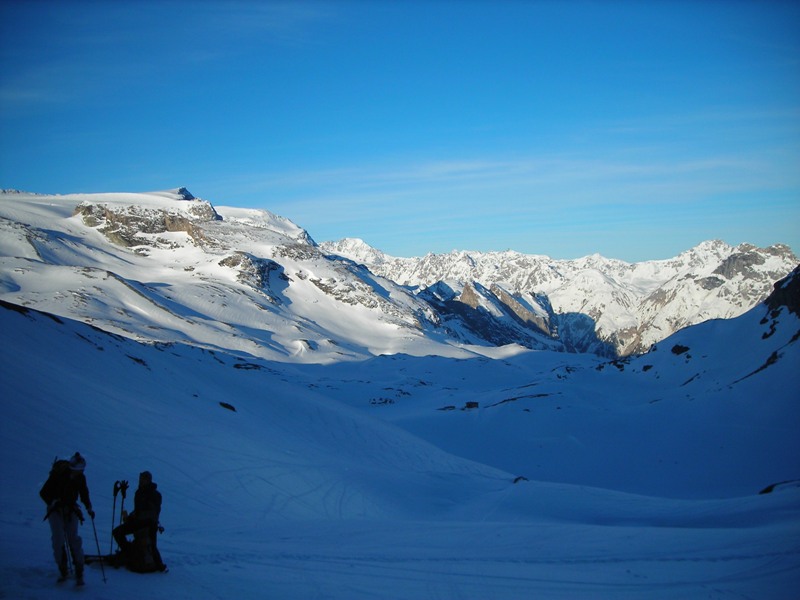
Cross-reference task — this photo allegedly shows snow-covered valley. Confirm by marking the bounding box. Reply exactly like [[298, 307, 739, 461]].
[[1, 189, 799, 598]]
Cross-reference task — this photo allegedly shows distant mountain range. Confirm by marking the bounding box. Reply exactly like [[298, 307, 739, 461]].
[[1, 188, 796, 360], [321, 237, 798, 356]]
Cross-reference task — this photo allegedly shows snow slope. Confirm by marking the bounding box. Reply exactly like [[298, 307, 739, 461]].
[[1, 274, 799, 598], [291, 269, 800, 500]]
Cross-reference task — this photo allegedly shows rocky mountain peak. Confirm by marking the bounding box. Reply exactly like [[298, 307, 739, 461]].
[[325, 238, 388, 265], [173, 187, 196, 200], [765, 265, 800, 317]]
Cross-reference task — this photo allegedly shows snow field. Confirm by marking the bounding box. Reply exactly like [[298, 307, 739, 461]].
[[2, 298, 799, 598]]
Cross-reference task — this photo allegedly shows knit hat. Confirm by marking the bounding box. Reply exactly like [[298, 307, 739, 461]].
[[68, 452, 86, 472]]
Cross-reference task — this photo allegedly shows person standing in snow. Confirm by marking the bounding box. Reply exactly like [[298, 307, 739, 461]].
[[113, 470, 165, 571], [39, 452, 95, 585]]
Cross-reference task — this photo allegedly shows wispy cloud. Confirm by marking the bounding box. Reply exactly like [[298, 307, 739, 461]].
[[194, 1, 333, 45], [226, 151, 789, 211], [197, 147, 798, 258], [0, 60, 121, 112]]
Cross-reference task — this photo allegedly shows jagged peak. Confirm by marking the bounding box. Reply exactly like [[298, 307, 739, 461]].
[[695, 239, 730, 250], [321, 237, 388, 264], [338, 237, 369, 247], [172, 187, 196, 200], [149, 187, 197, 201], [677, 239, 732, 260], [765, 243, 798, 259], [0, 188, 44, 195]]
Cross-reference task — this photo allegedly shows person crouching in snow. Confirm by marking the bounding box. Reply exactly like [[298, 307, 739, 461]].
[[39, 452, 95, 585], [113, 470, 166, 571]]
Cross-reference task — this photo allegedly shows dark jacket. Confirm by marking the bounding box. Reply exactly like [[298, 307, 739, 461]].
[[132, 483, 161, 525], [39, 468, 92, 514]]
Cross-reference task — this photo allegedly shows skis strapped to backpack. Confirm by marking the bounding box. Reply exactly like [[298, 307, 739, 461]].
[[85, 479, 128, 568]]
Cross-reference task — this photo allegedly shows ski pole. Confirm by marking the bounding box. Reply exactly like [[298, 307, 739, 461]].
[[63, 514, 73, 575], [90, 516, 107, 584], [111, 481, 120, 553], [119, 480, 129, 524], [63, 541, 73, 575]]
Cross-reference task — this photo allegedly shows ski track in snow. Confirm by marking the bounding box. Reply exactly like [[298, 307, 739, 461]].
[[5, 536, 799, 600]]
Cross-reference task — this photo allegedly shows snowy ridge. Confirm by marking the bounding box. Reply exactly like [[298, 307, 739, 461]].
[[321, 237, 798, 355], [2, 189, 795, 362], [0, 189, 509, 363]]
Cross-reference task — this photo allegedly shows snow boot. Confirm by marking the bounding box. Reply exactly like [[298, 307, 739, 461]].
[[57, 560, 69, 583]]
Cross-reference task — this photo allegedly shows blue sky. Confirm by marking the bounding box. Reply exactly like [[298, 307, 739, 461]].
[[1, 1, 798, 262]]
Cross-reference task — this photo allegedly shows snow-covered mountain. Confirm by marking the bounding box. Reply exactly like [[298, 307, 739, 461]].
[[321, 237, 798, 356], [4, 189, 794, 363], [2, 188, 542, 363]]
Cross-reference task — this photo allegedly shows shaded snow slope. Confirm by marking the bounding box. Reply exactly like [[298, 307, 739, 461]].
[[293, 269, 800, 499], [1, 292, 799, 598]]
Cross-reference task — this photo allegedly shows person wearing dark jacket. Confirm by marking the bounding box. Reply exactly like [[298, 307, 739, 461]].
[[113, 470, 165, 571], [39, 452, 94, 585]]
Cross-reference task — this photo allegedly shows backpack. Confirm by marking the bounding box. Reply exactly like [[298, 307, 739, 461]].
[[49, 458, 70, 478], [125, 527, 160, 573], [40, 458, 73, 511]]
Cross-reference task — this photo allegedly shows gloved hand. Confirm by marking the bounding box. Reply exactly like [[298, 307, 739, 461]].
[[87, 508, 95, 519]]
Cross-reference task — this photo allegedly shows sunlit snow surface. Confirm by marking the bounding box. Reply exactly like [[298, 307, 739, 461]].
[[1, 190, 799, 598], [0, 190, 525, 361]]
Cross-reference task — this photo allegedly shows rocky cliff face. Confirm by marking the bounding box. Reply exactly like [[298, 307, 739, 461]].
[[73, 194, 220, 250], [765, 266, 800, 318]]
